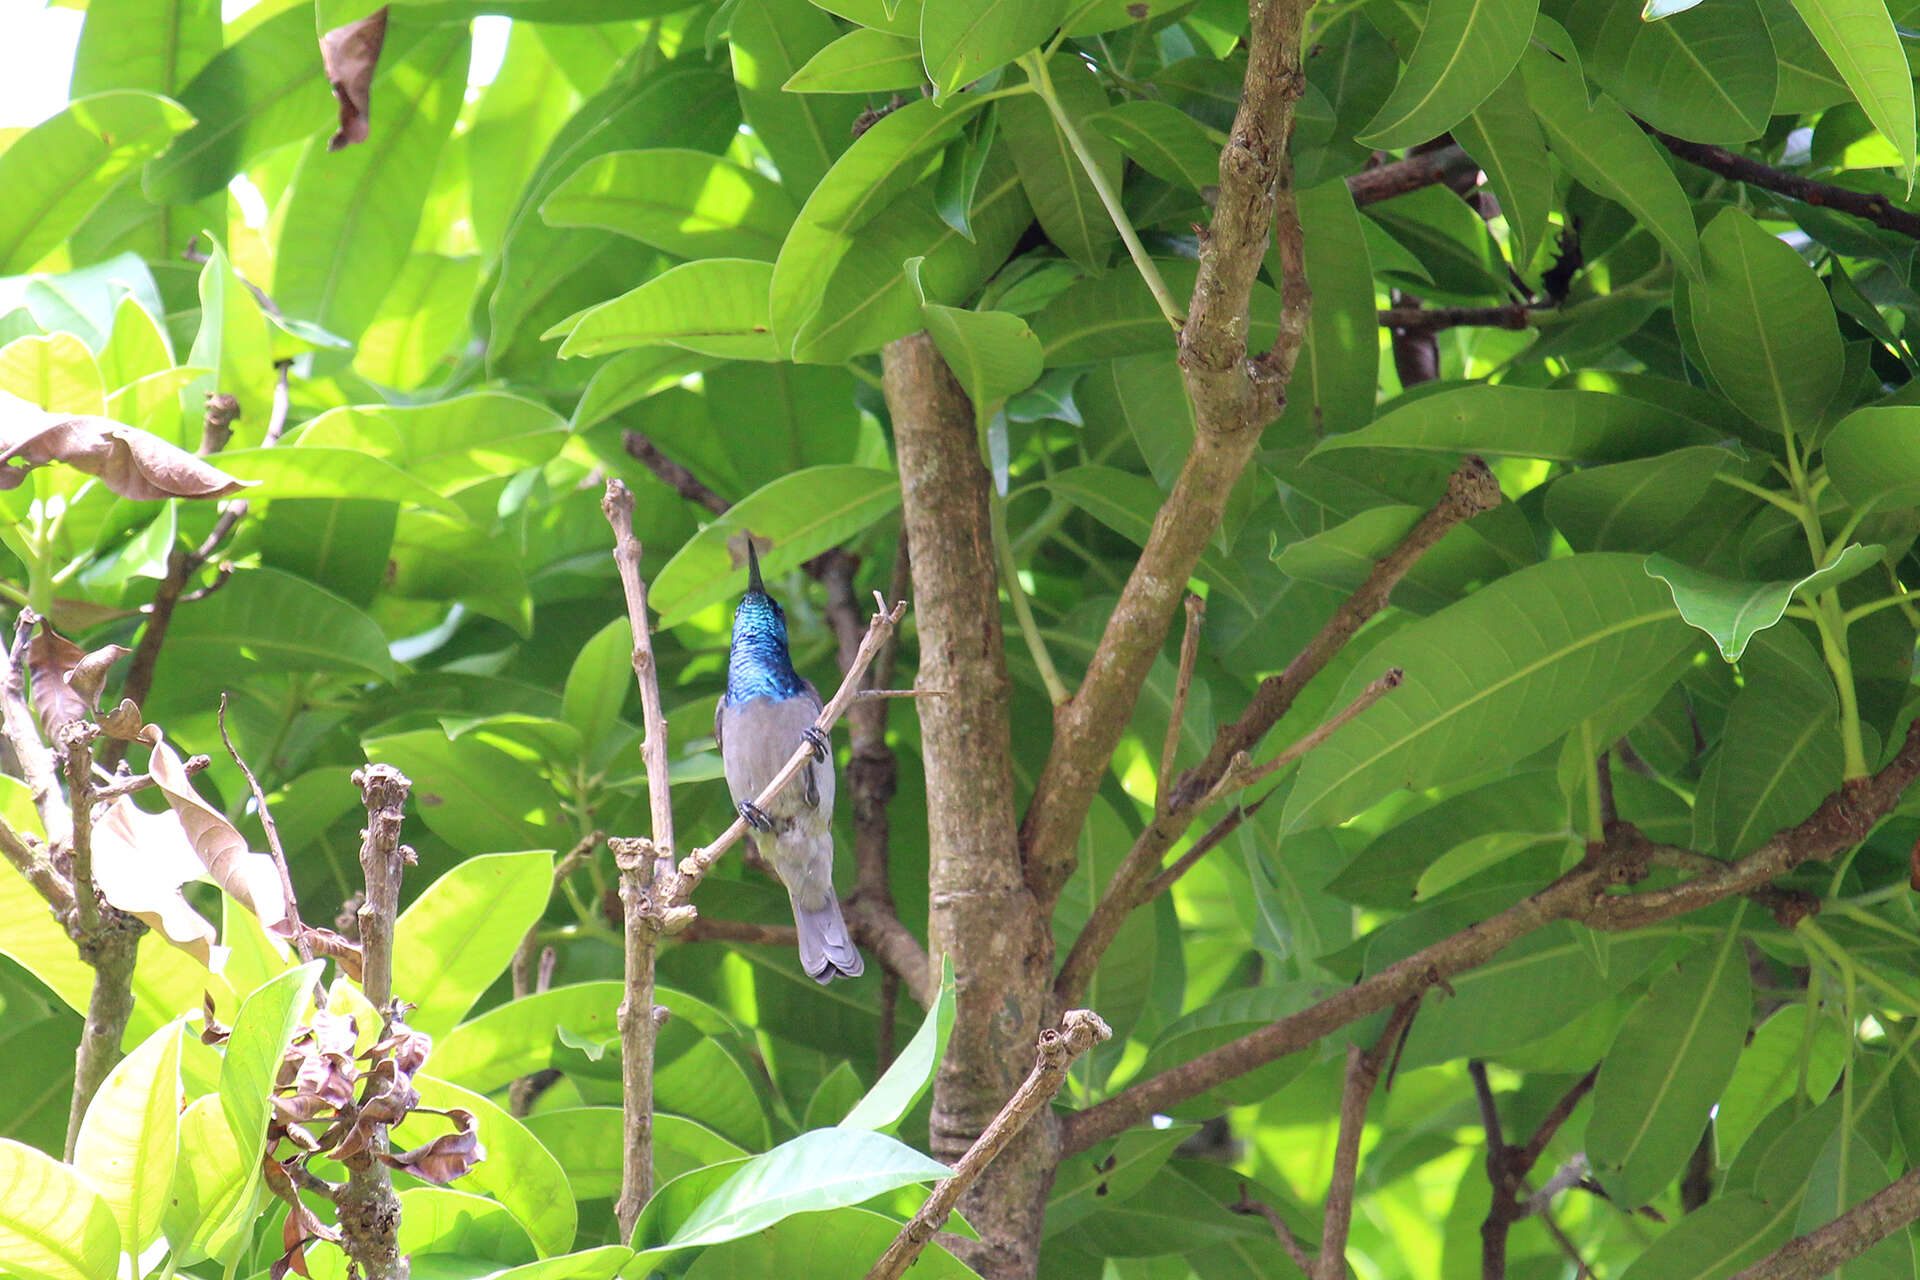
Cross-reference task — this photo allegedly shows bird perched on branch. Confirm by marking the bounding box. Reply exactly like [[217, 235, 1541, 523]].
[[716, 542, 863, 983]]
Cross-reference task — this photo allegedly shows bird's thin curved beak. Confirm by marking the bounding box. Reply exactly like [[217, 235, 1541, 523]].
[[746, 538, 764, 594]]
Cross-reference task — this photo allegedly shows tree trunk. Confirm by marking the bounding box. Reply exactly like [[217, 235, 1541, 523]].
[[883, 332, 1057, 1278]]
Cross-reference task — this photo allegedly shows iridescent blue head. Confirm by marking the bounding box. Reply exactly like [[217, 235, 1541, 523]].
[[726, 542, 806, 702]]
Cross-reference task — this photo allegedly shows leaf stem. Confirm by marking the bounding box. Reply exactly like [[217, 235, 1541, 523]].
[[991, 490, 1068, 704], [1809, 591, 1868, 779], [1022, 52, 1185, 330]]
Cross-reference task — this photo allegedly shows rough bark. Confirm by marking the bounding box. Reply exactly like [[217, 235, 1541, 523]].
[[883, 331, 1054, 1280]]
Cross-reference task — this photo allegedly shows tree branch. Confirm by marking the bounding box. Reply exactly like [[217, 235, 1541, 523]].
[[1346, 143, 1475, 207], [1379, 304, 1537, 333], [1060, 718, 1920, 1155], [1647, 126, 1920, 242], [1055, 461, 1496, 1008], [337, 762, 410, 1280], [1229, 1185, 1314, 1274], [1158, 594, 1205, 807], [1020, 0, 1316, 905], [1730, 1165, 1920, 1279], [1317, 998, 1418, 1279], [865, 1010, 1112, 1280], [622, 429, 729, 515]]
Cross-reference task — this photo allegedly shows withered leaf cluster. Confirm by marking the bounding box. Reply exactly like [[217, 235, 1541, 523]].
[[0, 391, 252, 501], [260, 1008, 484, 1277]]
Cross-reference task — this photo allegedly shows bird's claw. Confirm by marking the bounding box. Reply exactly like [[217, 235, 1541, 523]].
[[802, 725, 830, 762], [738, 800, 774, 832]]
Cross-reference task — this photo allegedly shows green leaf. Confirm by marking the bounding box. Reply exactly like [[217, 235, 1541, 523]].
[[769, 95, 990, 346], [1693, 627, 1843, 856], [218, 963, 322, 1193], [1140, 987, 1321, 1113], [72, 1020, 181, 1258], [657, 1207, 975, 1279], [731, 0, 864, 195], [1045, 1123, 1198, 1236], [1088, 101, 1221, 191], [1452, 65, 1553, 273], [71, 0, 221, 100], [935, 107, 999, 238], [1824, 405, 1920, 514], [1716, 1003, 1849, 1164], [840, 955, 955, 1131], [0, 91, 196, 274], [907, 257, 1043, 425], [786, 28, 928, 93], [1789, 0, 1915, 175], [1544, 445, 1743, 552], [395, 850, 555, 1041], [562, 616, 634, 757], [1359, 0, 1538, 149], [1579, 0, 1776, 143], [1275, 178, 1380, 438], [542, 150, 798, 261], [364, 731, 565, 855], [525, 1108, 747, 1199], [435, 982, 627, 1091], [1588, 925, 1752, 1206], [551, 259, 779, 361], [270, 28, 469, 345], [1522, 37, 1703, 280], [1033, 258, 1279, 365], [141, 5, 336, 203], [1796, 1122, 1914, 1277], [667, 1128, 951, 1246], [1682, 206, 1843, 438], [1613, 1192, 1795, 1280], [571, 347, 717, 433], [355, 252, 481, 389], [921, 0, 1066, 99], [295, 392, 568, 495], [1274, 503, 1533, 614], [1285, 554, 1693, 831], [0, 1138, 120, 1280], [163, 1095, 256, 1267], [1644, 542, 1882, 661], [215, 447, 469, 520], [1313, 384, 1717, 463], [999, 54, 1120, 274], [155, 566, 396, 683], [1412, 831, 1568, 901], [400, 1076, 576, 1258], [651, 466, 902, 627], [185, 234, 276, 430], [0, 332, 105, 415]]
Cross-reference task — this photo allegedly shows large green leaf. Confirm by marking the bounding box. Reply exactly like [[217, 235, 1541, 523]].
[[215, 447, 468, 520], [1089, 101, 1221, 191], [394, 850, 554, 1041], [157, 567, 397, 681], [0, 1139, 120, 1280], [907, 258, 1043, 426], [1313, 384, 1717, 462], [667, 1128, 951, 1246], [1826, 405, 1920, 513], [1522, 37, 1703, 280], [1576, 0, 1776, 142], [1284, 554, 1693, 830], [1275, 178, 1380, 438], [1452, 65, 1553, 272], [1789, 0, 1915, 175], [1613, 1192, 1795, 1280], [1644, 542, 1882, 661], [731, 0, 864, 196], [786, 28, 928, 93], [1042, 464, 1254, 607], [656, 1208, 975, 1279], [524, 1108, 746, 1200], [72, 1021, 181, 1259], [1588, 925, 1752, 1206], [295, 392, 568, 495], [403, 1076, 577, 1258], [999, 54, 1120, 274], [839, 957, 955, 1131], [551, 259, 779, 360], [1544, 445, 1742, 552], [217, 963, 322, 1201], [1032, 258, 1280, 364], [1693, 626, 1842, 857], [0, 92, 195, 274], [141, 5, 336, 202], [1359, 0, 1538, 148], [364, 731, 565, 855], [71, 0, 221, 100], [922, 0, 1065, 98], [541, 150, 798, 261], [270, 28, 469, 345], [1716, 1003, 1848, 1164], [1683, 206, 1843, 438], [650, 466, 902, 627], [185, 234, 276, 430]]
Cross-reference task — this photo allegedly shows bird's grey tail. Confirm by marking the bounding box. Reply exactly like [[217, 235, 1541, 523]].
[[791, 892, 863, 983]]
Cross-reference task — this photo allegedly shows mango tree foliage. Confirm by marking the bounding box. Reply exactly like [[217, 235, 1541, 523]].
[[1, 0, 1920, 1277]]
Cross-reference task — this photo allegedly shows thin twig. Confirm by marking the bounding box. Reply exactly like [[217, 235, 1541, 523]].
[[1379, 304, 1537, 333], [601, 479, 674, 1237], [1158, 595, 1205, 811], [1317, 998, 1419, 1280], [219, 693, 310, 964], [852, 687, 942, 701], [1345, 143, 1474, 207], [622, 430, 730, 515], [1230, 1184, 1314, 1274], [866, 1010, 1113, 1280], [1232, 668, 1403, 793], [511, 830, 600, 999]]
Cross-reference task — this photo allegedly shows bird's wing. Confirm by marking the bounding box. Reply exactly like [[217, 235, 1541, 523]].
[[800, 680, 825, 809], [713, 695, 726, 754]]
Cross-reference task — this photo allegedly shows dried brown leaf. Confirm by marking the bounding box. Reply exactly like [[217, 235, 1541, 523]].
[[27, 626, 88, 739], [100, 698, 145, 741], [146, 727, 290, 935], [383, 1108, 485, 1185], [92, 798, 218, 966], [319, 7, 388, 150], [0, 392, 253, 500]]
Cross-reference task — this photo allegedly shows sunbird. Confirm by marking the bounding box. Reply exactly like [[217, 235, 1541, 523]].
[[715, 542, 863, 982]]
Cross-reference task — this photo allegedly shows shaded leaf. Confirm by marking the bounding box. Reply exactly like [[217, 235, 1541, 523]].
[[1645, 542, 1882, 661]]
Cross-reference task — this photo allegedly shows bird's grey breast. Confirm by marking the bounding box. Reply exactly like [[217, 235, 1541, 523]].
[[717, 689, 834, 822]]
